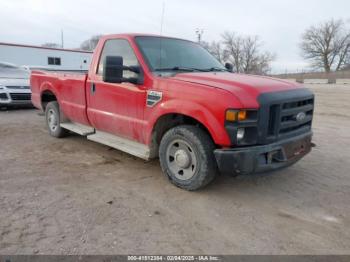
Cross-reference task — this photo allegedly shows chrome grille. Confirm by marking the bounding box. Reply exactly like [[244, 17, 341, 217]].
[[267, 98, 314, 138], [279, 98, 313, 134], [257, 89, 314, 145], [10, 93, 31, 101]]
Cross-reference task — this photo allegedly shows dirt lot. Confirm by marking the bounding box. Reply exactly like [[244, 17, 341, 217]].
[[0, 84, 350, 255]]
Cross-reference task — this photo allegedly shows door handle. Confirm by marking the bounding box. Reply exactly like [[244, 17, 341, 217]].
[[90, 82, 96, 94]]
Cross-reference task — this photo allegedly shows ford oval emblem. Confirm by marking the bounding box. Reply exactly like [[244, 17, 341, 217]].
[[296, 112, 306, 122]]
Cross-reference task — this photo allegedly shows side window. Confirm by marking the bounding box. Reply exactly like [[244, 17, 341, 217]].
[[48, 57, 61, 66], [54, 57, 61, 65], [48, 57, 54, 65], [97, 39, 139, 78]]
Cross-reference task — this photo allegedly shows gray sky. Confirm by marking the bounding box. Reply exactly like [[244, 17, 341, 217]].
[[1, 0, 349, 73]]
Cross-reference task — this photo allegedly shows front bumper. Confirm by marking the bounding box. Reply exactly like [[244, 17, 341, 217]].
[[0, 90, 32, 106], [214, 132, 312, 175]]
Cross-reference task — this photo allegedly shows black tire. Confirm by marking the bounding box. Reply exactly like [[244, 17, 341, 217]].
[[45, 101, 68, 138], [159, 125, 218, 191]]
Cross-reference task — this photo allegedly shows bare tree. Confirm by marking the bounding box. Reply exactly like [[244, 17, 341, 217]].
[[222, 32, 275, 74], [300, 19, 350, 72], [208, 41, 227, 63], [199, 40, 210, 50], [200, 41, 227, 63], [80, 35, 103, 51], [41, 43, 61, 48], [221, 32, 242, 72]]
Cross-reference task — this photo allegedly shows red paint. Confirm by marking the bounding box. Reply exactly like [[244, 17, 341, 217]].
[[30, 34, 305, 147]]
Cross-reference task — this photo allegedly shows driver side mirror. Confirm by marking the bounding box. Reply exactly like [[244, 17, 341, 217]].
[[103, 56, 143, 84], [225, 62, 234, 72]]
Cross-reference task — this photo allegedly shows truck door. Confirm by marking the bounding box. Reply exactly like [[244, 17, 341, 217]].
[[86, 39, 147, 143]]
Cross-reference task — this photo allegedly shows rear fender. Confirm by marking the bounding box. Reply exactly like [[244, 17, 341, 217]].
[[39, 81, 59, 110]]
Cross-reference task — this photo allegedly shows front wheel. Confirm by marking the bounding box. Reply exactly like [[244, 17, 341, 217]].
[[159, 125, 218, 191], [45, 101, 68, 138]]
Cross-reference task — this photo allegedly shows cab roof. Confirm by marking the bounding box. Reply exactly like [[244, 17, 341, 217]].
[[100, 33, 193, 42]]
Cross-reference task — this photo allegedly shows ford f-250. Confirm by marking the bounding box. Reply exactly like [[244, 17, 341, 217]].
[[31, 34, 314, 190]]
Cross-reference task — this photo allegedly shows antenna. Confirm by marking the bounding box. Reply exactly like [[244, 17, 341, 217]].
[[61, 29, 64, 48], [159, 1, 166, 70], [160, 1, 165, 35]]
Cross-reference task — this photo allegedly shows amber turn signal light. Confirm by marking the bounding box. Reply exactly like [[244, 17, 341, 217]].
[[225, 110, 237, 121], [238, 110, 247, 121], [225, 110, 247, 122]]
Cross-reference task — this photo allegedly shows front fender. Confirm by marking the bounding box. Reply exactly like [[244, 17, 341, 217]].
[[146, 99, 231, 146]]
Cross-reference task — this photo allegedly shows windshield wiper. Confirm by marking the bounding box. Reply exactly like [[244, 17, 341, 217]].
[[202, 67, 229, 72], [154, 66, 207, 72]]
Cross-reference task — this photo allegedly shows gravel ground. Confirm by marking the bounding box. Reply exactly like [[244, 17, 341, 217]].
[[0, 84, 350, 255]]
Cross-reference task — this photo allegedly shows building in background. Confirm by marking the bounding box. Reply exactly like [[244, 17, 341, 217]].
[[0, 42, 93, 70]]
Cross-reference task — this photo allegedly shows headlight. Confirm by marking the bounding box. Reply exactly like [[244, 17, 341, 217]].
[[237, 128, 245, 140], [225, 109, 258, 146], [0, 85, 4, 90]]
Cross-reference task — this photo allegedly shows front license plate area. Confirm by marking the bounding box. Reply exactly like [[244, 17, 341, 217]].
[[283, 136, 312, 159]]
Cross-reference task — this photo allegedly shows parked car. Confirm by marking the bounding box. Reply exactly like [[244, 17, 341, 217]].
[[31, 34, 314, 190], [21, 65, 57, 71], [0, 62, 32, 107]]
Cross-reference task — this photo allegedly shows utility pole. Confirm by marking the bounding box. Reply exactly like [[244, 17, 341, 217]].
[[195, 28, 204, 43], [61, 29, 64, 48]]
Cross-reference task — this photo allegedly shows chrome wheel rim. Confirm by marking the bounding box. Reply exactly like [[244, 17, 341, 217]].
[[48, 109, 58, 132], [166, 139, 197, 180]]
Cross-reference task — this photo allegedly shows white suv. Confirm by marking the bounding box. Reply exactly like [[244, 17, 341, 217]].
[[0, 62, 31, 107]]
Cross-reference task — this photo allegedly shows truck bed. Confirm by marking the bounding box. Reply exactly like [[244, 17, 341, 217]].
[[33, 69, 88, 74], [30, 70, 90, 125]]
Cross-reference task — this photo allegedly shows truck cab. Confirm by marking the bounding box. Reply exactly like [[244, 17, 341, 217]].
[[31, 34, 314, 190]]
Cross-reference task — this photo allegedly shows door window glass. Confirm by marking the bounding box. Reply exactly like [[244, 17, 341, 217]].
[[97, 39, 139, 78]]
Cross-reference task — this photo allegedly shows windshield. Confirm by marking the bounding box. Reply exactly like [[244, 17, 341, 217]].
[[135, 36, 226, 72], [0, 62, 20, 69], [0, 63, 29, 79]]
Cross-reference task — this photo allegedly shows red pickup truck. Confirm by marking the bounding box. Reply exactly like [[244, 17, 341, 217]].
[[31, 34, 314, 190]]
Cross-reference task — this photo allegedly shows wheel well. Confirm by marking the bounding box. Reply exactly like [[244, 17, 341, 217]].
[[149, 113, 214, 158], [41, 90, 57, 110]]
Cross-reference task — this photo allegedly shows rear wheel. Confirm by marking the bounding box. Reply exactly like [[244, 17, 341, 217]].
[[45, 101, 68, 138], [159, 125, 218, 191]]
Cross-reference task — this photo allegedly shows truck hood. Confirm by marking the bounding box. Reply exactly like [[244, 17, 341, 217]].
[[172, 72, 303, 107], [0, 77, 30, 87]]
